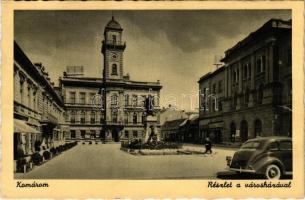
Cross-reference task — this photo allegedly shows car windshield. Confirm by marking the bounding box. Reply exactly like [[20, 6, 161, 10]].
[[241, 141, 261, 149]]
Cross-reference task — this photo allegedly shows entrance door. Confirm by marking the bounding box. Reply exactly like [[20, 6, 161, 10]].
[[112, 130, 119, 142], [240, 120, 248, 142], [230, 122, 236, 142], [100, 130, 106, 141]]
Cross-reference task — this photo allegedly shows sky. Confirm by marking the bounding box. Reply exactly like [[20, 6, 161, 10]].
[[14, 10, 291, 111]]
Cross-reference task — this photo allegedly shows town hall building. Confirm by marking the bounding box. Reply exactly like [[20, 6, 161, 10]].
[[59, 16, 162, 142]]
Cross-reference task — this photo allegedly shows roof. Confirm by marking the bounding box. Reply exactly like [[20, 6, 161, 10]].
[[105, 16, 122, 30], [161, 118, 187, 131], [198, 66, 225, 83], [14, 41, 65, 107], [221, 18, 291, 62], [60, 76, 162, 90]]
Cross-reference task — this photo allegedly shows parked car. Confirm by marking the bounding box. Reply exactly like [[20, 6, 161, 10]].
[[226, 136, 292, 179]]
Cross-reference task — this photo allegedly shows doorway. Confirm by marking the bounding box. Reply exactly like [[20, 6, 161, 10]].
[[240, 120, 248, 142], [112, 129, 120, 142]]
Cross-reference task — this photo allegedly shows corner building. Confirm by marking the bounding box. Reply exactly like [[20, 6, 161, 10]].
[[60, 17, 162, 142], [199, 19, 292, 143]]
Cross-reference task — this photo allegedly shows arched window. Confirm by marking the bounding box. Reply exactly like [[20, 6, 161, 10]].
[[133, 112, 137, 124], [80, 111, 86, 124], [254, 119, 262, 137], [90, 111, 95, 124], [111, 64, 118, 75]]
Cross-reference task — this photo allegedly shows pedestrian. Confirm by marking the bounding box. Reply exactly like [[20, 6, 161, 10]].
[[204, 137, 212, 154]]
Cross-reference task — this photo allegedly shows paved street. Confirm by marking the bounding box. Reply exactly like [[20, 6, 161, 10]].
[[15, 143, 235, 179]]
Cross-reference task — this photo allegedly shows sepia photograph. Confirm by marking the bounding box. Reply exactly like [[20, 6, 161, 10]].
[[2, 1, 304, 198], [12, 9, 293, 180]]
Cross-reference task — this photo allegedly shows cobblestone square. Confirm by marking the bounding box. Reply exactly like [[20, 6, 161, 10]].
[[15, 144, 235, 179]]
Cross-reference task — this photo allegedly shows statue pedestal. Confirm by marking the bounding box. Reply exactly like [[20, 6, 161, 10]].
[[144, 115, 160, 143]]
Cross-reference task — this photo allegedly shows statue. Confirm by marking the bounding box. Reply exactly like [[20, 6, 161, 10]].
[[143, 96, 159, 143]]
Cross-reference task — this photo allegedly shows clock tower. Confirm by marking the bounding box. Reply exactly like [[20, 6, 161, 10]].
[[101, 16, 126, 80]]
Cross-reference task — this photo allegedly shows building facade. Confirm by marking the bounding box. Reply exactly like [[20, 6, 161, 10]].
[[198, 66, 225, 144], [14, 42, 66, 160], [161, 114, 199, 143], [199, 19, 292, 144], [60, 16, 162, 142]]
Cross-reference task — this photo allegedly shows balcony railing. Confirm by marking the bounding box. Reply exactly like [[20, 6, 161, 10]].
[[14, 101, 41, 120], [104, 121, 124, 126], [104, 40, 125, 46], [41, 112, 58, 125]]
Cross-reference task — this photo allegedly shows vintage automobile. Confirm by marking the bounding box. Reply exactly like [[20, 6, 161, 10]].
[[226, 136, 292, 179]]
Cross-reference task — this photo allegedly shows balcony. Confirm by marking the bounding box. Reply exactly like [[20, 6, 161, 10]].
[[41, 112, 58, 125], [103, 120, 124, 127], [14, 101, 40, 120], [102, 40, 126, 52]]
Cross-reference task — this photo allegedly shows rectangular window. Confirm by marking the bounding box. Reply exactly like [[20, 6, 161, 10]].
[[90, 130, 96, 138], [132, 95, 138, 107], [248, 63, 251, 77], [124, 113, 128, 124], [133, 131, 138, 138], [70, 111, 76, 124], [125, 94, 129, 106], [80, 111, 86, 124], [112, 111, 118, 123], [112, 35, 116, 44], [243, 64, 248, 78], [212, 84, 216, 94], [262, 55, 266, 72], [70, 92, 76, 104], [141, 95, 146, 107], [89, 93, 95, 104], [81, 130, 86, 138], [80, 92, 86, 104], [218, 81, 223, 93], [70, 130, 76, 138], [125, 131, 129, 138], [100, 112, 104, 124], [90, 112, 95, 124]]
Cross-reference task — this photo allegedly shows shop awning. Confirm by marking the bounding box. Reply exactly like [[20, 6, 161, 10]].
[[14, 119, 41, 134], [208, 122, 224, 129]]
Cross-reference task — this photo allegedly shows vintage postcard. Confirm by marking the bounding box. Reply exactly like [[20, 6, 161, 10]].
[[1, 1, 304, 198]]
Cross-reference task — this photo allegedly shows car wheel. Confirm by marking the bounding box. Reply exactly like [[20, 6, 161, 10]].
[[265, 164, 281, 180]]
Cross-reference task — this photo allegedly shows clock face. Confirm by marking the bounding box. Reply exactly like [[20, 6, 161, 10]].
[[111, 53, 118, 61]]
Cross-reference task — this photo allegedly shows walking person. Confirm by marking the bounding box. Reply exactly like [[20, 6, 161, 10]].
[[204, 137, 212, 154]]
